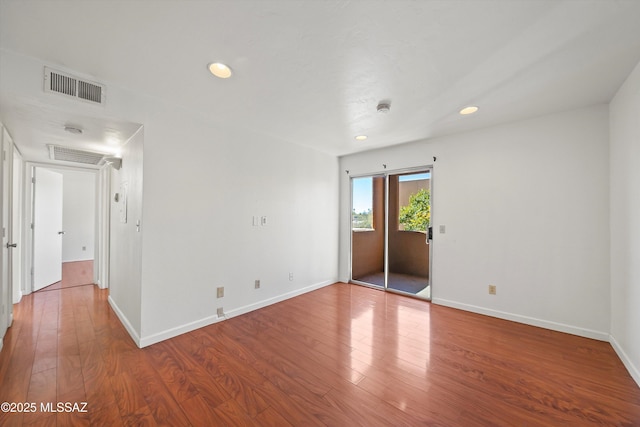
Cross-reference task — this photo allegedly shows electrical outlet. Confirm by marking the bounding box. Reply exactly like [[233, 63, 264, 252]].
[[254, 279, 260, 289], [217, 287, 224, 298], [488, 284, 497, 295], [289, 272, 294, 281], [217, 307, 224, 317]]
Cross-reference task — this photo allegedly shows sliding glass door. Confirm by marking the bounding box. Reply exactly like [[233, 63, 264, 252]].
[[351, 175, 386, 287], [387, 171, 431, 298], [350, 168, 432, 300]]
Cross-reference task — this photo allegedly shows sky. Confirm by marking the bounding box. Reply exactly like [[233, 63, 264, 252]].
[[352, 177, 373, 214]]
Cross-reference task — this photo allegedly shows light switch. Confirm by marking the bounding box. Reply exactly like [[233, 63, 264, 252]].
[[439, 225, 446, 234], [261, 216, 268, 226]]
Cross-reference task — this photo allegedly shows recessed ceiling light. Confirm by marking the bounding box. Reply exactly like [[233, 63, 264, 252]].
[[355, 135, 368, 141], [459, 106, 479, 115], [208, 62, 232, 79]]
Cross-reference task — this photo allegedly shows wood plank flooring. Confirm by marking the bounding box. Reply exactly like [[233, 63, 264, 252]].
[[39, 261, 94, 292], [1, 282, 639, 426]]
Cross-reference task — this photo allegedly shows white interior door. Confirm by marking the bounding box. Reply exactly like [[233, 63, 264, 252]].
[[33, 168, 63, 291], [1, 128, 11, 336]]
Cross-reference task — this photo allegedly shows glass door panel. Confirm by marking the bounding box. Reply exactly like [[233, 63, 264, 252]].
[[387, 170, 431, 299], [351, 175, 386, 287]]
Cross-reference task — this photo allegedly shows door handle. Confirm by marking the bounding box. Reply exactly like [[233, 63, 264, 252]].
[[58, 231, 65, 235], [428, 226, 433, 241], [6, 243, 17, 248]]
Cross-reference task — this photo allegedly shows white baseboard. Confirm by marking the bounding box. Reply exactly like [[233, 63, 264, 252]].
[[12, 290, 22, 305], [96, 280, 109, 290], [138, 279, 336, 348], [139, 312, 221, 348], [225, 279, 335, 319], [432, 298, 610, 341], [610, 334, 640, 388], [108, 296, 141, 347], [0, 337, 3, 353]]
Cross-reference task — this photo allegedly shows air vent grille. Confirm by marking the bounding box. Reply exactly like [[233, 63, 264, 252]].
[[44, 67, 105, 105], [48, 145, 107, 165], [50, 71, 77, 96], [78, 80, 102, 103]]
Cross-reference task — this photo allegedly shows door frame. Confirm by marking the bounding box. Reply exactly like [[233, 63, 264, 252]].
[[349, 165, 434, 300], [22, 162, 110, 294], [12, 147, 24, 304]]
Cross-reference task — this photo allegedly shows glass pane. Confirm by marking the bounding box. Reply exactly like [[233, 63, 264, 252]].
[[398, 172, 430, 232], [352, 177, 373, 230], [351, 176, 385, 287], [388, 171, 430, 299]]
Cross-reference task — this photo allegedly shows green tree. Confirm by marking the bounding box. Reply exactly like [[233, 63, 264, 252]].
[[399, 189, 430, 232], [352, 208, 373, 229]]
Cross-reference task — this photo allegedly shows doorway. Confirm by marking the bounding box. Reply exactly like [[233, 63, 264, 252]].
[[350, 168, 432, 300], [30, 166, 98, 293]]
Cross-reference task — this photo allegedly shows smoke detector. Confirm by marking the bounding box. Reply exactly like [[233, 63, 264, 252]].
[[377, 101, 391, 113], [64, 125, 83, 134]]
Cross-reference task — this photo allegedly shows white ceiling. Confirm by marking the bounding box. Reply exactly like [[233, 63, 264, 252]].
[[2, 0, 640, 161], [0, 92, 141, 167]]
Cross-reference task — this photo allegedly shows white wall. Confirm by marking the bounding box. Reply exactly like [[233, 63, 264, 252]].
[[109, 128, 144, 343], [340, 105, 610, 340], [58, 169, 95, 262], [609, 60, 640, 386], [138, 105, 339, 345]]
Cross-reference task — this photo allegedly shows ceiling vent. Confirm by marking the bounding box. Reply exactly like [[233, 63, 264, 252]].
[[48, 145, 107, 165], [44, 67, 106, 105]]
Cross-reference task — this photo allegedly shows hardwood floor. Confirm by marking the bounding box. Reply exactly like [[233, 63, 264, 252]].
[[1, 282, 639, 426], [38, 261, 94, 292]]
